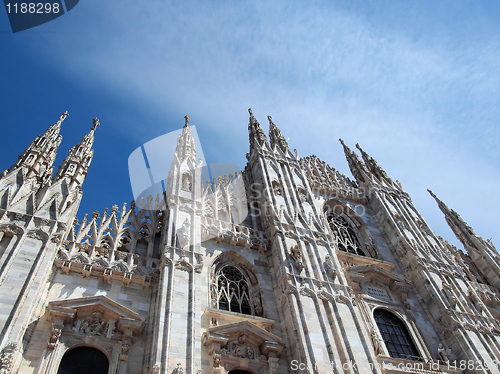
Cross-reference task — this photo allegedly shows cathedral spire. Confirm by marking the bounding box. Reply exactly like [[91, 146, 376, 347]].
[[174, 115, 196, 163], [248, 108, 268, 150], [267, 115, 288, 153], [339, 139, 368, 186], [5, 111, 68, 184], [428, 189, 500, 287], [428, 189, 497, 253], [54, 117, 99, 186], [355, 143, 393, 185], [427, 189, 477, 246]]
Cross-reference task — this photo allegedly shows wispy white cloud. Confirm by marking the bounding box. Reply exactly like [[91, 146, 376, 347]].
[[22, 0, 500, 247]]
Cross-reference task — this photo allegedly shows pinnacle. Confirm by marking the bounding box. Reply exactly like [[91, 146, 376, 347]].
[[339, 138, 351, 151], [427, 189, 438, 200], [267, 115, 274, 126]]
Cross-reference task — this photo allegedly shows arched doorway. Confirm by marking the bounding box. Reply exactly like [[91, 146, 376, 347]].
[[57, 346, 109, 374]]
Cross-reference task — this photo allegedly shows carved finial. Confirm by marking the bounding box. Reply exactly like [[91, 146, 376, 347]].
[[184, 115, 190, 127], [92, 117, 100, 131], [267, 115, 273, 125], [427, 189, 437, 199], [339, 138, 345, 146], [248, 108, 253, 116]]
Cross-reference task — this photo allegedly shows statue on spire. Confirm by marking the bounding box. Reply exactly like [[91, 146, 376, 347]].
[[59, 111, 69, 123], [184, 115, 190, 127], [92, 117, 100, 131]]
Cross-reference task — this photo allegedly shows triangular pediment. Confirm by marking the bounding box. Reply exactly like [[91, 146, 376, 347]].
[[47, 295, 144, 334], [206, 320, 284, 346], [203, 320, 285, 359], [347, 264, 407, 285]]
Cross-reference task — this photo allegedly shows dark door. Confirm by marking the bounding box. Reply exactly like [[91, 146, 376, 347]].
[[57, 346, 109, 374]]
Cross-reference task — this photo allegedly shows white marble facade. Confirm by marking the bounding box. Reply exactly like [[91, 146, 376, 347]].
[[0, 110, 499, 374]]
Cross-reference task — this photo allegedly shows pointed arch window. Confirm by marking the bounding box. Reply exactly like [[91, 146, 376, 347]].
[[374, 309, 419, 360], [215, 265, 252, 315], [327, 211, 365, 256]]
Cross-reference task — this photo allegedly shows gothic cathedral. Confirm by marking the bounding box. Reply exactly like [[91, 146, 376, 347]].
[[0, 110, 499, 374]]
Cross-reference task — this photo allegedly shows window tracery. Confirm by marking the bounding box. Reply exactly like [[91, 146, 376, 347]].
[[213, 265, 253, 315], [327, 211, 365, 256]]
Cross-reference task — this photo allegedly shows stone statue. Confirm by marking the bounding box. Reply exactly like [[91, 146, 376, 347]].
[[173, 363, 184, 374], [182, 174, 192, 191], [364, 236, 378, 259], [438, 344, 450, 362], [289, 244, 304, 273], [59, 111, 69, 122], [92, 117, 100, 130], [253, 297, 263, 316], [370, 330, 382, 355], [324, 255, 337, 280], [179, 218, 191, 248], [221, 344, 229, 355]]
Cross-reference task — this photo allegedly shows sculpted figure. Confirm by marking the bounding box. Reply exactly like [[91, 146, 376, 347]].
[[234, 344, 244, 358], [438, 344, 450, 362], [370, 330, 382, 355]]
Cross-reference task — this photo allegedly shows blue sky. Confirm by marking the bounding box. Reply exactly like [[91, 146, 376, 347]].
[[0, 0, 499, 249]]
